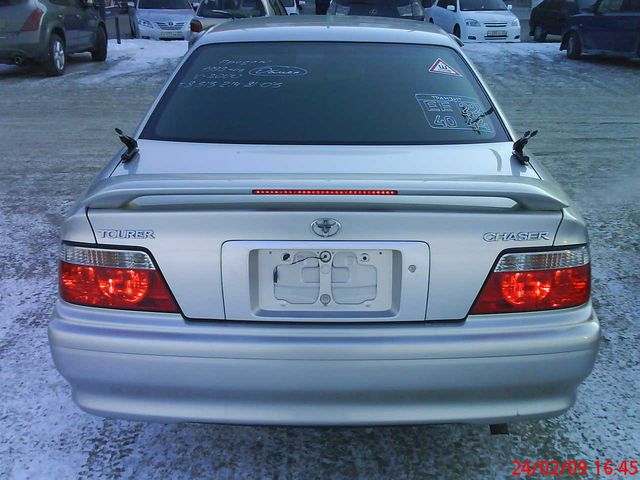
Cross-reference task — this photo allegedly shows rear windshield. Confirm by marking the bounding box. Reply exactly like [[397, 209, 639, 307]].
[[197, 0, 266, 17], [142, 42, 509, 145]]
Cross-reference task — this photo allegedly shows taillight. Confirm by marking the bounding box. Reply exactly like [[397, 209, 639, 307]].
[[190, 18, 203, 33], [59, 244, 179, 313], [470, 246, 590, 314], [20, 8, 43, 32]]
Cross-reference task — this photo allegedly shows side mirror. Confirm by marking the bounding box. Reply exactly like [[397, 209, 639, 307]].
[[507, 3, 512, 8], [446, 4, 456, 10]]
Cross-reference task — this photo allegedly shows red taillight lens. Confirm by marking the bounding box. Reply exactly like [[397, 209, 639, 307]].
[[59, 245, 179, 313], [20, 8, 43, 32], [190, 18, 203, 32], [470, 247, 590, 314], [252, 189, 397, 195]]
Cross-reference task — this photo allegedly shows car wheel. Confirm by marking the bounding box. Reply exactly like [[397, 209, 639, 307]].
[[44, 33, 65, 76], [453, 25, 461, 38], [567, 31, 582, 59], [533, 25, 547, 42], [91, 26, 108, 62]]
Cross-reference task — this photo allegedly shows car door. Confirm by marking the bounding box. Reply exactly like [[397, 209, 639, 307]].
[[588, 0, 625, 51], [52, 0, 81, 50], [618, 0, 640, 53]]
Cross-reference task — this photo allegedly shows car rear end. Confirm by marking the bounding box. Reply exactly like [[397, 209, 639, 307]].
[[327, 0, 424, 20], [49, 21, 599, 425], [0, 0, 48, 64]]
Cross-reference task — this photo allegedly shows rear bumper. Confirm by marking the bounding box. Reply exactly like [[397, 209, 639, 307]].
[[49, 301, 600, 425], [0, 31, 45, 63]]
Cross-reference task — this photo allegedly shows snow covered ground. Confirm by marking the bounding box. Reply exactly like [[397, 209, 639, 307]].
[[0, 40, 639, 479]]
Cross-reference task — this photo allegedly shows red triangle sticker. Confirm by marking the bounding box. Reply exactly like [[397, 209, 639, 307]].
[[428, 58, 463, 77]]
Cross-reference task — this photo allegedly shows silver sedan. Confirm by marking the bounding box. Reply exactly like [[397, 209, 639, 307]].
[[49, 16, 599, 429]]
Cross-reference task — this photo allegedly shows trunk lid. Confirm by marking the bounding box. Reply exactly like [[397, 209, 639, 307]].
[[87, 141, 565, 322]]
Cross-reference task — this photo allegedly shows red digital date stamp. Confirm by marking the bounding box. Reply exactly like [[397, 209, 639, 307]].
[[512, 459, 639, 476]]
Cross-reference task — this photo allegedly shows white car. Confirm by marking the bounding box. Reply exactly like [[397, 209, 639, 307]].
[[428, 0, 521, 42]]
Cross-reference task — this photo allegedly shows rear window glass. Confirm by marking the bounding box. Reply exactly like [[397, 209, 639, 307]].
[[142, 42, 509, 145]]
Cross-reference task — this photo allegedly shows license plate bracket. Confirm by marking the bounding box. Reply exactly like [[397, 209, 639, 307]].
[[487, 30, 507, 37], [221, 241, 430, 322]]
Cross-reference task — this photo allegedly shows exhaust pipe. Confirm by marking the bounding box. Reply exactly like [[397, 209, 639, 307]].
[[13, 55, 24, 65]]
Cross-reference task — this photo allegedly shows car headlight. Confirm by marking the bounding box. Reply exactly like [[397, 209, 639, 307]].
[[464, 18, 480, 26], [511, 18, 520, 26], [137, 18, 154, 28]]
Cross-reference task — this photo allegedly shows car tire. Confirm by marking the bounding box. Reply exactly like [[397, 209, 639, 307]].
[[91, 26, 108, 62], [453, 25, 461, 38], [533, 25, 547, 42], [44, 33, 65, 76], [567, 31, 582, 59]]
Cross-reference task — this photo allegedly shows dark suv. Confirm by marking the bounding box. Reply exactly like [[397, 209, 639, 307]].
[[0, 0, 107, 75]]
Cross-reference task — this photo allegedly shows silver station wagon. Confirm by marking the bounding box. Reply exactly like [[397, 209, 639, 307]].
[[49, 17, 600, 429]]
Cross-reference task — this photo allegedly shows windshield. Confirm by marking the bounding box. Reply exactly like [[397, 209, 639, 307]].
[[142, 43, 508, 145], [138, 0, 191, 9], [197, 0, 266, 16], [460, 0, 508, 10]]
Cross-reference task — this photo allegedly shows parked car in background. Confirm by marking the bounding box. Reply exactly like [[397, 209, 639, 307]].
[[327, 0, 424, 19], [529, 0, 595, 41], [189, 0, 286, 46], [129, 0, 194, 40], [561, 0, 640, 58], [0, 0, 107, 75], [428, 0, 521, 42]]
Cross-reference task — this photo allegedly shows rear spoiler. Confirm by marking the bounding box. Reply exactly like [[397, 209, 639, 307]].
[[81, 174, 570, 211]]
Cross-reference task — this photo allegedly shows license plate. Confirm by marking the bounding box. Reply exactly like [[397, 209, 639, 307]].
[[487, 30, 507, 37], [160, 31, 182, 39]]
